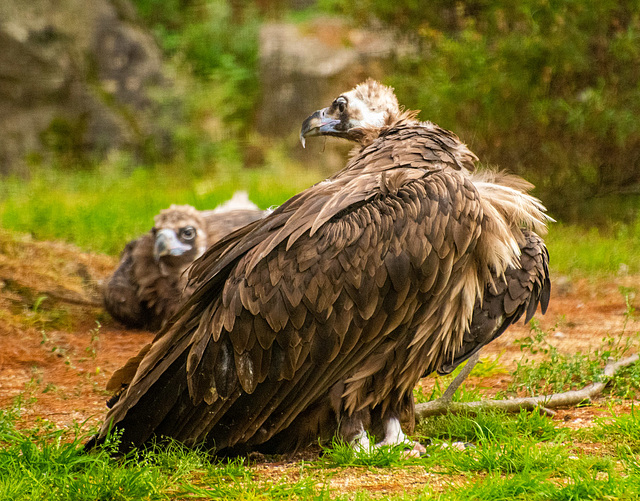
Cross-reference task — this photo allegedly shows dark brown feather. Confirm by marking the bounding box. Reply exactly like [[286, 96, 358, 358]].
[[436, 230, 550, 375]]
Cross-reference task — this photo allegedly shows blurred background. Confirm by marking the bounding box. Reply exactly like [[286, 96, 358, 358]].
[[0, 0, 639, 275]]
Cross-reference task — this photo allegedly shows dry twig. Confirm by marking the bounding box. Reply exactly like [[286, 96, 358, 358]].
[[415, 354, 639, 420]]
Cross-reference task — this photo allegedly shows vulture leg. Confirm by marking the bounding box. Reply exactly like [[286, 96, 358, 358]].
[[376, 415, 407, 446], [338, 408, 372, 451], [375, 415, 426, 457]]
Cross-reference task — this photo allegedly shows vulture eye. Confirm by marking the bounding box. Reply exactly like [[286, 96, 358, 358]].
[[335, 97, 347, 113], [180, 226, 196, 241]]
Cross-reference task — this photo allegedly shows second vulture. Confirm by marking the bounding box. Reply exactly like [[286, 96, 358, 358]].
[[103, 193, 267, 331], [89, 80, 550, 455]]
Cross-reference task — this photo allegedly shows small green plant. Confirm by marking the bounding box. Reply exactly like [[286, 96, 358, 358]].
[[510, 299, 640, 398], [84, 321, 101, 360], [441, 468, 639, 501], [417, 408, 561, 446], [437, 438, 568, 475], [593, 405, 640, 450]]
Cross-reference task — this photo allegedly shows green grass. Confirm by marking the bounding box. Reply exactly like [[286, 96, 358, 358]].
[[592, 406, 640, 451], [0, 405, 324, 501], [439, 469, 640, 501], [0, 155, 322, 255], [319, 437, 424, 468], [416, 408, 562, 445], [510, 311, 640, 398], [545, 221, 640, 277]]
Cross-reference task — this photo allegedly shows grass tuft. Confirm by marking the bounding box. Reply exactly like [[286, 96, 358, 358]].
[[319, 436, 422, 468], [592, 406, 640, 451], [417, 408, 561, 446]]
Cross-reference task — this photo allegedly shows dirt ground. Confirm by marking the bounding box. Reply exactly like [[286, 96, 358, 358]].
[[1, 229, 638, 495]]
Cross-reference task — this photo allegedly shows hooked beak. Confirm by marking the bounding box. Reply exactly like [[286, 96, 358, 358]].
[[154, 229, 192, 262], [300, 108, 341, 148]]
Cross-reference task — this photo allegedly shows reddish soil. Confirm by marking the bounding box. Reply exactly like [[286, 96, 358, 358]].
[[0, 230, 638, 495]]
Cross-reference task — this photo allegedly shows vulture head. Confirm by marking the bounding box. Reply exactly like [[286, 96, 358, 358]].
[[152, 205, 208, 274], [103, 196, 267, 332], [301, 79, 478, 171], [300, 79, 409, 146]]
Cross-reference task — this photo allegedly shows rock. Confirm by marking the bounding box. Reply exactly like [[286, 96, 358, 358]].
[[256, 17, 406, 172], [257, 18, 400, 136], [0, 0, 170, 173]]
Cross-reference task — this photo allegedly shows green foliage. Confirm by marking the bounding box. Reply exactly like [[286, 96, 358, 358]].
[[593, 406, 640, 450], [320, 0, 640, 219], [320, 436, 422, 468], [0, 415, 169, 501], [0, 406, 324, 501], [440, 469, 640, 501], [417, 408, 560, 445], [132, 0, 260, 137], [416, 409, 636, 499], [437, 439, 569, 475]]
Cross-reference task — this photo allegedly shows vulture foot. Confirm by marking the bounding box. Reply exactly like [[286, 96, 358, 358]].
[[375, 416, 407, 446], [351, 427, 371, 452], [351, 417, 426, 457], [401, 442, 427, 458], [375, 417, 426, 457]]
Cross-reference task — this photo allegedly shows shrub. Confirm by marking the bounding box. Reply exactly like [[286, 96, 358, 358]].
[[321, 0, 640, 220]]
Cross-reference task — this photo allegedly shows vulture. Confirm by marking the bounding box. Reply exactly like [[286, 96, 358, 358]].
[[89, 80, 550, 456], [103, 193, 267, 331]]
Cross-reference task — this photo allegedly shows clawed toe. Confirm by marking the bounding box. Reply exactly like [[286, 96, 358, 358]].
[[401, 441, 427, 458]]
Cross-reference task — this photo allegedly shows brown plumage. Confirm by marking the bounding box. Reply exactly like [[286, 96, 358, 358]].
[[89, 80, 550, 455], [103, 195, 267, 331]]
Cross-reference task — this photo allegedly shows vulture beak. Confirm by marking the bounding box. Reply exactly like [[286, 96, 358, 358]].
[[154, 229, 192, 262], [300, 108, 341, 148]]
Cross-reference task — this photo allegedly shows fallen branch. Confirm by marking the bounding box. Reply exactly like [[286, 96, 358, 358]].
[[415, 354, 639, 420]]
